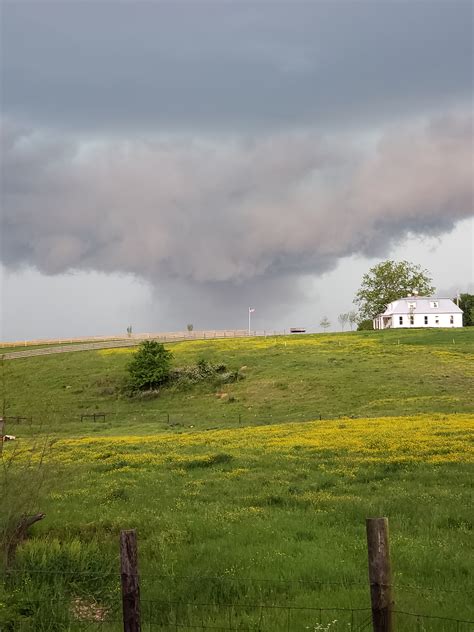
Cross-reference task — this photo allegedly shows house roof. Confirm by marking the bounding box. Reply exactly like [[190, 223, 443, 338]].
[[379, 296, 463, 317]]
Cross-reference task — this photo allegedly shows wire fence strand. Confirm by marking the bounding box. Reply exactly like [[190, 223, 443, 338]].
[[3, 570, 473, 631]]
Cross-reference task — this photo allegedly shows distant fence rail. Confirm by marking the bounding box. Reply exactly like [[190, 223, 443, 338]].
[[1, 329, 291, 360], [0, 408, 327, 430]]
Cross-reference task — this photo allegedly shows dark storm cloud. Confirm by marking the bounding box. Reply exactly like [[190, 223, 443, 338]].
[[1, 113, 472, 287], [2, 2, 472, 132]]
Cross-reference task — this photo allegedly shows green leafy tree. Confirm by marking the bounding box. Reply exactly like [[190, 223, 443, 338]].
[[187, 323, 194, 332], [354, 260, 435, 320], [455, 293, 474, 326], [127, 341, 173, 392]]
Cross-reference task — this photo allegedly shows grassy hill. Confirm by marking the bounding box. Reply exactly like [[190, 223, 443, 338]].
[[2, 328, 474, 437], [1, 329, 473, 630]]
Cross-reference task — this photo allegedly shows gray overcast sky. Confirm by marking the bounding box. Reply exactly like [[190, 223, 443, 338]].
[[0, 1, 473, 340]]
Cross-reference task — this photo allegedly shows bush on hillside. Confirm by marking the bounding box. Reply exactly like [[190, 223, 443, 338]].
[[169, 358, 242, 389], [126, 340, 173, 393], [357, 319, 374, 331], [124, 348, 243, 397]]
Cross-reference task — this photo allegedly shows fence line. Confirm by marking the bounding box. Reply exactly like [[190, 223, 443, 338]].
[[4, 569, 473, 597], [2, 596, 471, 631], [3, 327, 467, 360], [3, 409, 469, 440], [1, 329, 290, 360], [2, 574, 472, 630], [1, 409, 333, 435], [2, 329, 273, 348]]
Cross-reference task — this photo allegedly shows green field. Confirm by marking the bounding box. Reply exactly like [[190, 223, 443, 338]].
[[1, 329, 473, 630], [2, 328, 474, 437]]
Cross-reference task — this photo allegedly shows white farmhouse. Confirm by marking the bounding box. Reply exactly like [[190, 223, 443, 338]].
[[373, 296, 463, 330]]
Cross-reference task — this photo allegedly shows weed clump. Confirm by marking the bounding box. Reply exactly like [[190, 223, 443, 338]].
[[169, 359, 243, 390]]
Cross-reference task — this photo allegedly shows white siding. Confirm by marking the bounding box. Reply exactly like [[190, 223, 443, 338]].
[[389, 313, 462, 329]]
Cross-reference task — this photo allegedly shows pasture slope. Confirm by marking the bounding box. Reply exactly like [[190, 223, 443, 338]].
[[1, 328, 473, 631]]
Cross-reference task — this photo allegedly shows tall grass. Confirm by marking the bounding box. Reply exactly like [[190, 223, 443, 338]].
[[0, 438, 53, 569]]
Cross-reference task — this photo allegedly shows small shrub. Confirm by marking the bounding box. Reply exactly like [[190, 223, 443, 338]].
[[219, 370, 241, 384], [170, 361, 244, 390], [126, 341, 173, 394], [196, 358, 214, 377]]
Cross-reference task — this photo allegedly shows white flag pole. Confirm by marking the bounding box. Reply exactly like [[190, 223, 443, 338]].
[[248, 308, 255, 335]]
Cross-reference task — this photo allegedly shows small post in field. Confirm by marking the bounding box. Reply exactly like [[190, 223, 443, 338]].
[[366, 517, 393, 632], [120, 529, 141, 632]]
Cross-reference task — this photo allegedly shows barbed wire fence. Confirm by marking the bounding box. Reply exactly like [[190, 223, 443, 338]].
[[4, 404, 471, 441], [2, 578, 472, 631], [2, 522, 472, 632]]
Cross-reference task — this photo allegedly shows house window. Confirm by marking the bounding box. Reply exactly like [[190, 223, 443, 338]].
[[399, 316, 403, 325], [430, 301, 438, 308], [435, 317, 439, 325], [409, 315, 414, 325], [424, 316, 428, 325], [450, 315, 454, 325]]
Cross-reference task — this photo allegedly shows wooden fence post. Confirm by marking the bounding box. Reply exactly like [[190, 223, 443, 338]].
[[120, 529, 141, 632], [366, 517, 393, 632]]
